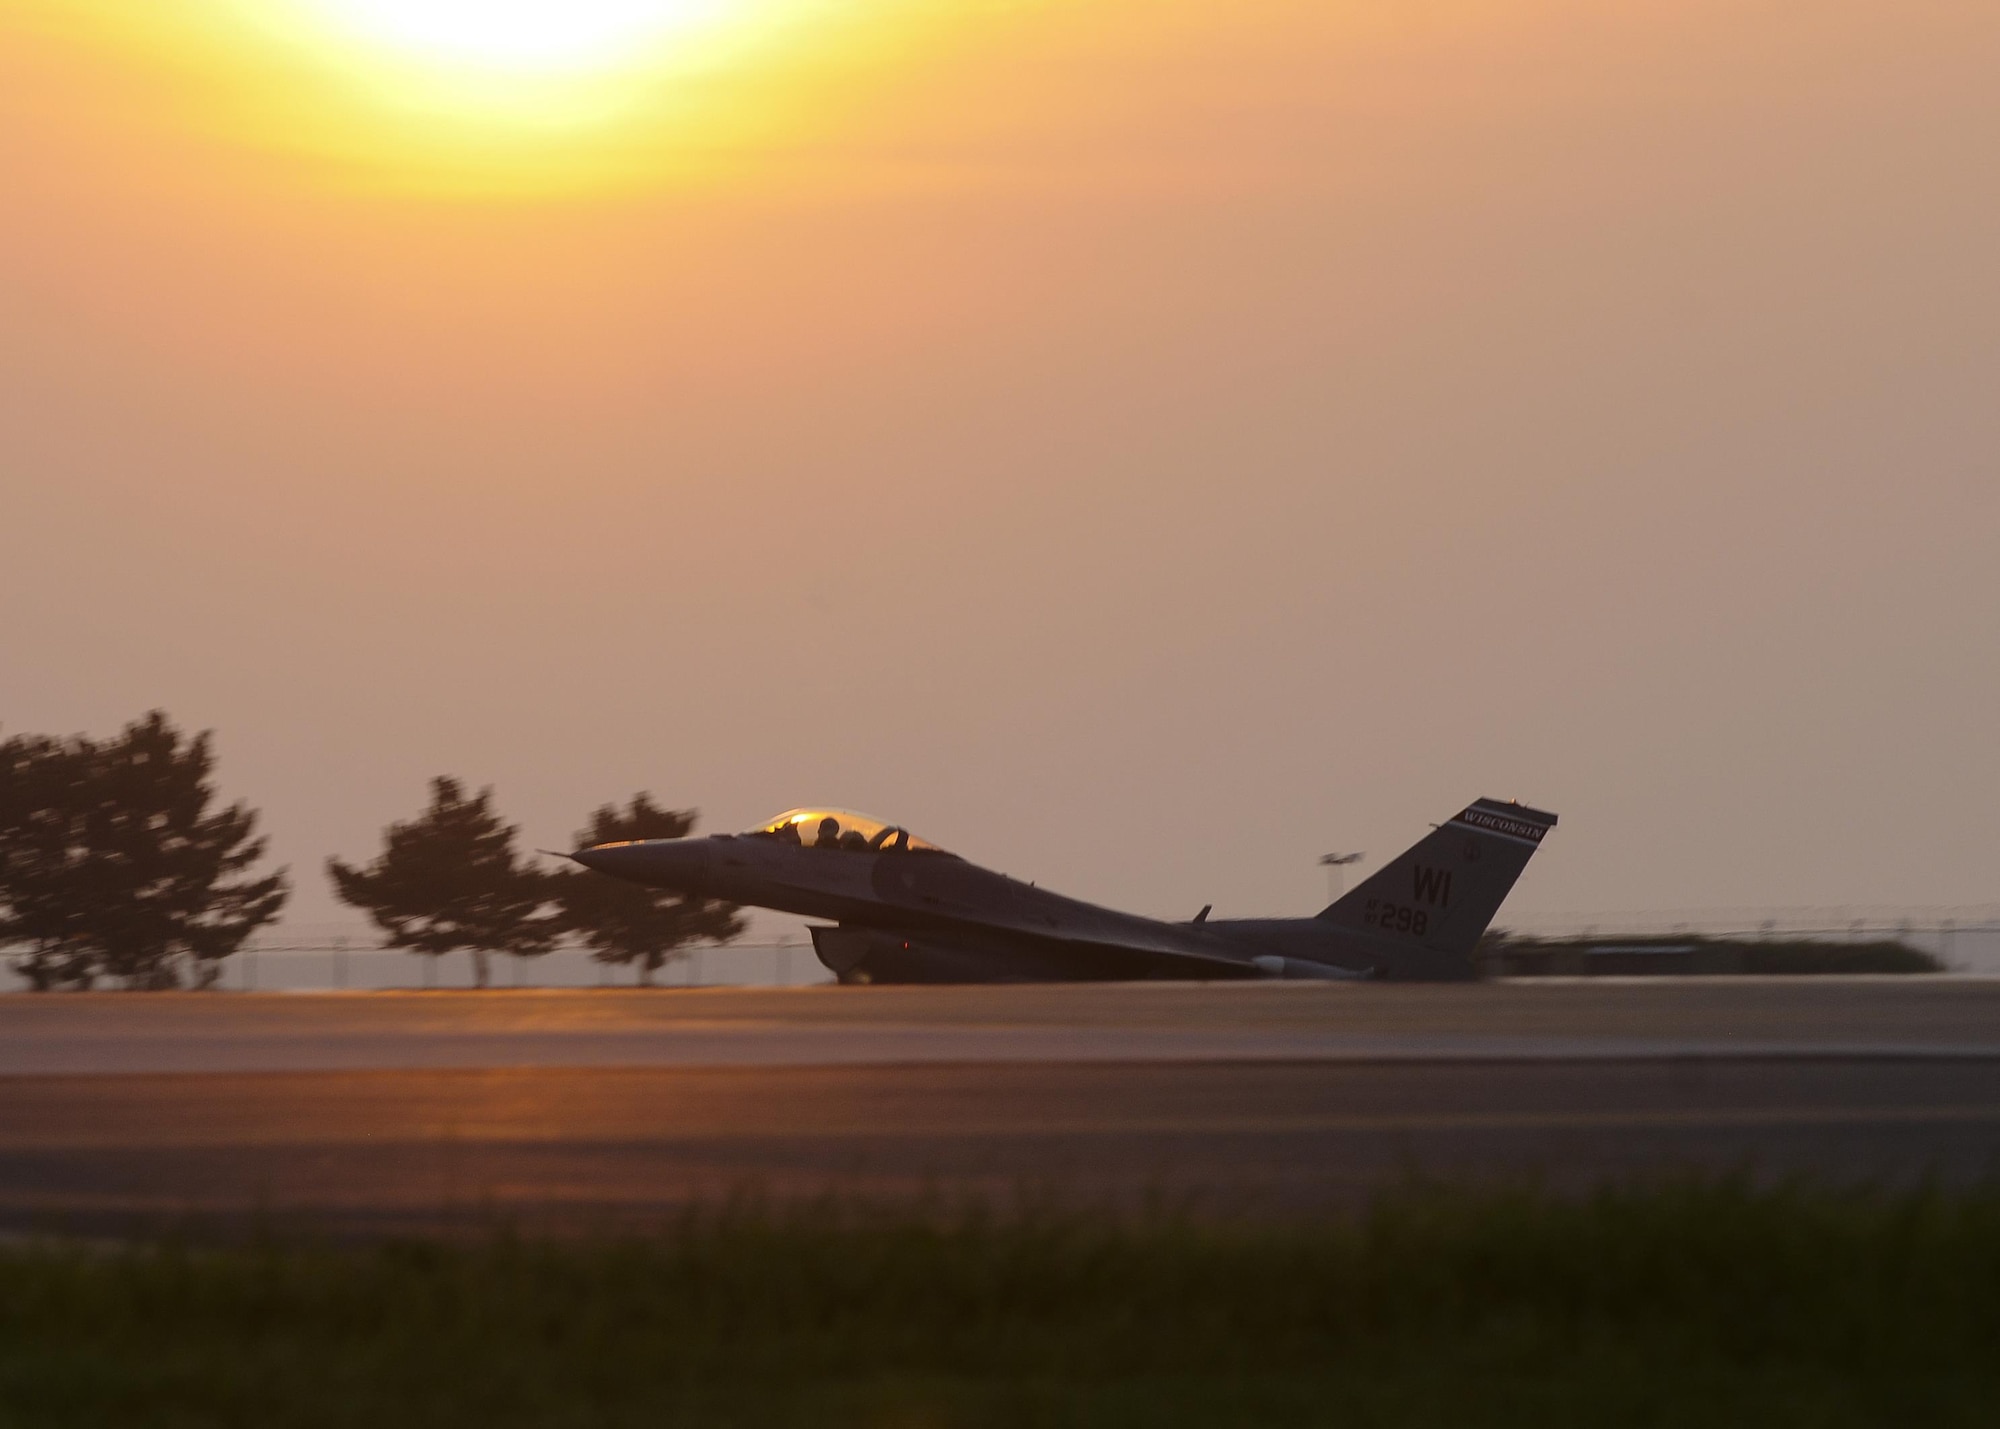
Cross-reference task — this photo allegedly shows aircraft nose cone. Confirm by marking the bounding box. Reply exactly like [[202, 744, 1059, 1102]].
[[571, 838, 711, 894]]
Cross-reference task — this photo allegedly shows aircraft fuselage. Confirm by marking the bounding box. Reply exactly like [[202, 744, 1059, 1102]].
[[570, 800, 1557, 984]]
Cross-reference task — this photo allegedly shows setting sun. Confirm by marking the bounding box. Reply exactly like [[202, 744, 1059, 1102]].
[[9, 0, 961, 192], [296, 0, 737, 75]]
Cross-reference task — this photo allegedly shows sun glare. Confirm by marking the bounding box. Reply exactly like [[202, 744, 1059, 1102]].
[[298, 0, 735, 74], [26, 0, 985, 194]]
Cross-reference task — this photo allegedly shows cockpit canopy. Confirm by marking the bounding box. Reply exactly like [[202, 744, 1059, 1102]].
[[747, 809, 952, 855]]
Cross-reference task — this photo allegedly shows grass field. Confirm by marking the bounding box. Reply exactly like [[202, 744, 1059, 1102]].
[[2, 1181, 1997, 1427]]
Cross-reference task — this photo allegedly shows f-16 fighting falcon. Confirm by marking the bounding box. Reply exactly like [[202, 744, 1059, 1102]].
[[569, 798, 1556, 983]]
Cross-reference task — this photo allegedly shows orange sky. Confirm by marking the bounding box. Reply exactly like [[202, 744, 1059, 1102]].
[[2, 0, 1997, 924]]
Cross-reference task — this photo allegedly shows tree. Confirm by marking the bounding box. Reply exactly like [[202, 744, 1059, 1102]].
[[556, 794, 744, 986], [0, 712, 289, 991], [328, 778, 560, 989]]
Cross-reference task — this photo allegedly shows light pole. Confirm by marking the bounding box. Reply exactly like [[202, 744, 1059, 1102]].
[[1319, 851, 1364, 903]]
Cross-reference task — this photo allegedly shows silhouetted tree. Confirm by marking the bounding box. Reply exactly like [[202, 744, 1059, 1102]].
[[0, 712, 289, 991], [328, 778, 560, 988], [556, 795, 744, 986]]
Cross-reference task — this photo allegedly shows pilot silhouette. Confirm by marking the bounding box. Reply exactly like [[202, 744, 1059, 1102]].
[[816, 816, 843, 849]]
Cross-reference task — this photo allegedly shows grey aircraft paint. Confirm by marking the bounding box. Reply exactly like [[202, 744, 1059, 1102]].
[[568, 798, 1557, 984]]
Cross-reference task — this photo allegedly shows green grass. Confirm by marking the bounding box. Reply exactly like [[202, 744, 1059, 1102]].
[[3, 1182, 1998, 1427]]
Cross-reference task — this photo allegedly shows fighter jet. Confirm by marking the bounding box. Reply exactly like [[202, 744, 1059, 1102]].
[[570, 797, 1556, 983]]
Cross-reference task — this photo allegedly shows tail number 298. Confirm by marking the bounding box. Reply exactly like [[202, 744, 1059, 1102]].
[[1363, 898, 1429, 936]]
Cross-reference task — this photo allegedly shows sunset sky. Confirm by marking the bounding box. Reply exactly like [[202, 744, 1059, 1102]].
[[3, 0, 1996, 926]]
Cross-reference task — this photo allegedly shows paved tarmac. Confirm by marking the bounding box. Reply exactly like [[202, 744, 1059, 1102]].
[[1, 980, 1995, 1232]]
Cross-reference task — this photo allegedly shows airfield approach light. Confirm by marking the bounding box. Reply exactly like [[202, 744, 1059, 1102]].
[[1319, 851, 1364, 901]]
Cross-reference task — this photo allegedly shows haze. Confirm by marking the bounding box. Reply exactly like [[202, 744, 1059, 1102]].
[[2, 0, 1995, 928]]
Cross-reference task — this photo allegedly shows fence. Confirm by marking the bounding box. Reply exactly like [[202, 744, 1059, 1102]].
[[0, 934, 831, 994], [4, 906, 1997, 992], [1493, 906, 2000, 974]]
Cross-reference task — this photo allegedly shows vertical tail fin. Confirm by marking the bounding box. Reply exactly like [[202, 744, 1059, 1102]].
[[1319, 799, 1557, 961]]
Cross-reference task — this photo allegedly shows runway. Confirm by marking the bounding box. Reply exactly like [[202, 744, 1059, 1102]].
[[2, 980, 1996, 1232]]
